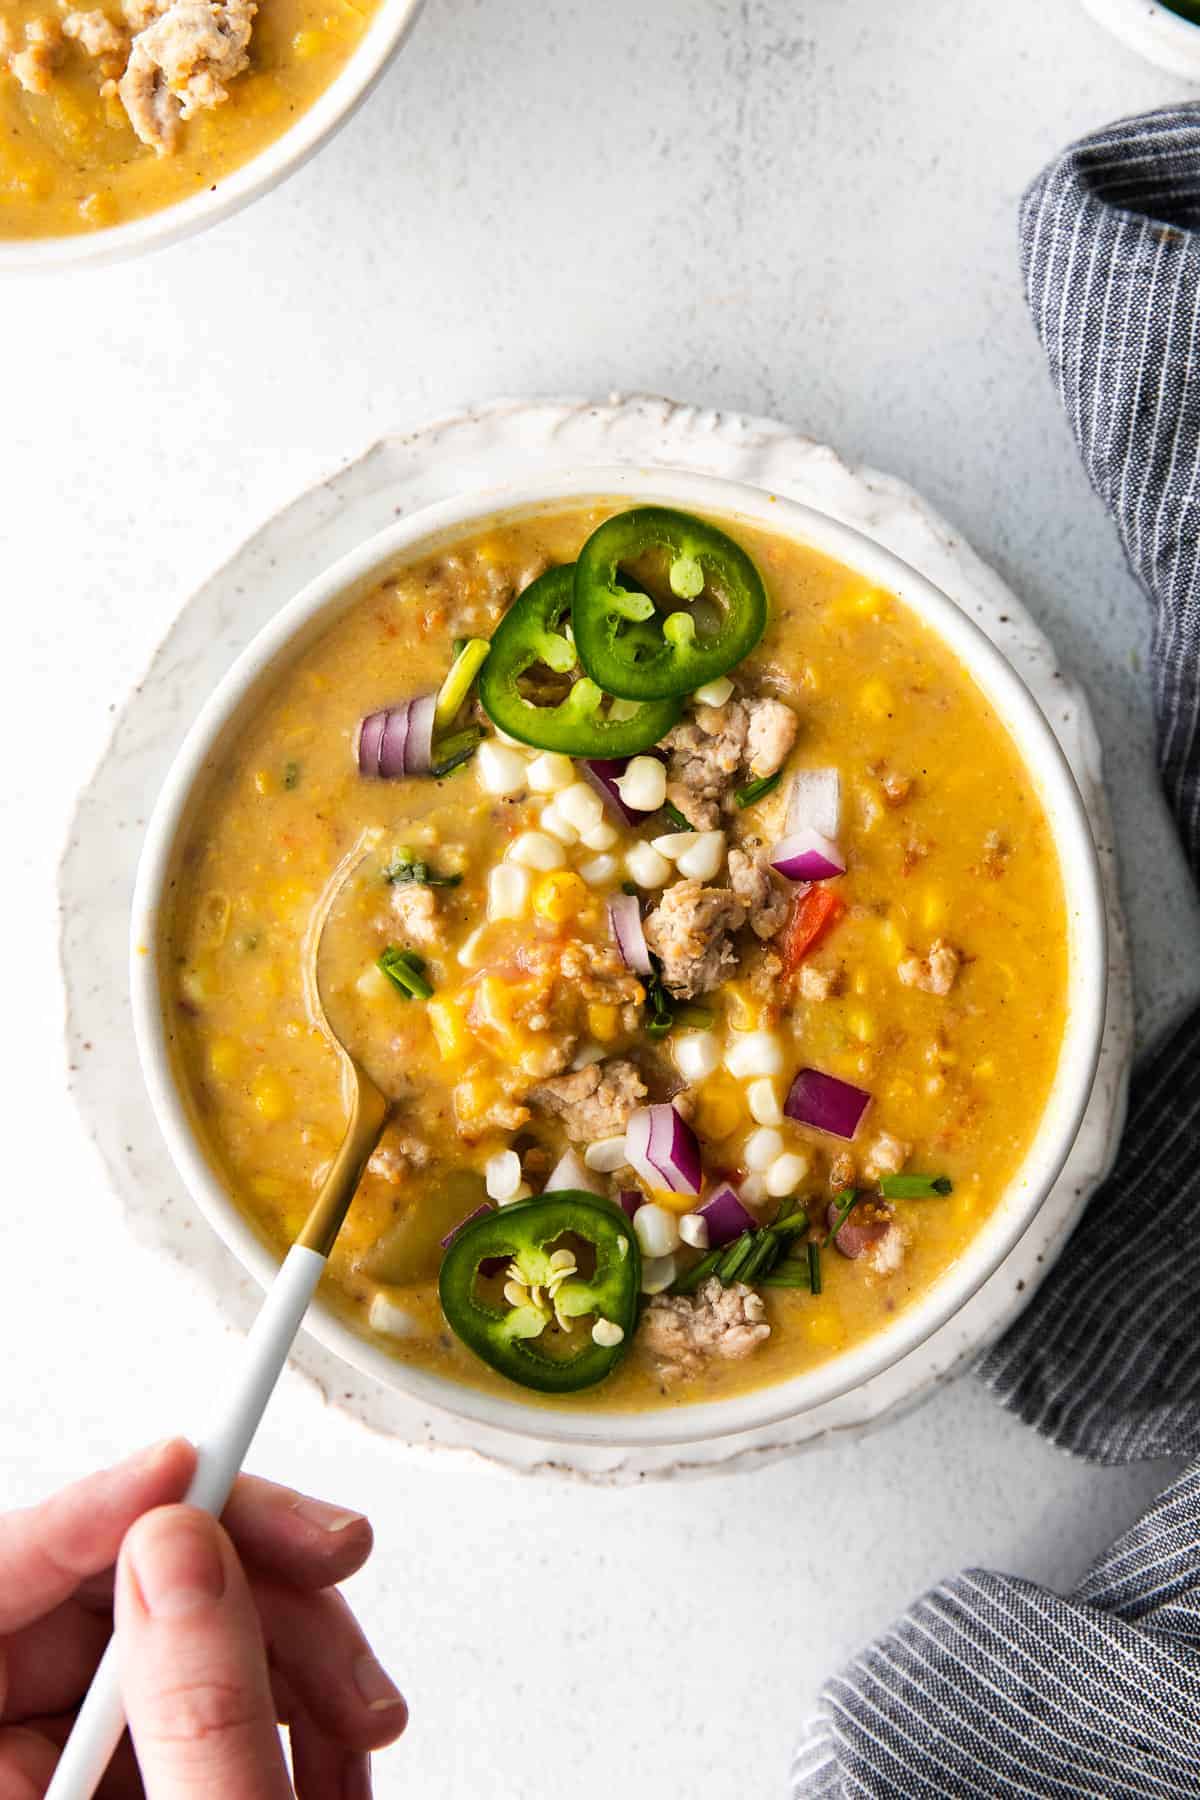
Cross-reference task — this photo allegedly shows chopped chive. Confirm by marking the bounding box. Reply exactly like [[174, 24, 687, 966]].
[[770, 1205, 809, 1239], [671, 1247, 724, 1295], [807, 1240, 822, 1294], [282, 760, 301, 790], [383, 854, 463, 888], [734, 770, 782, 809], [431, 725, 485, 778], [824, 1187, 858, 1247], [377, 945, 434, 1000], [434, 638, 491, 733], [741, 1233, 783, 1285], [672, 1004, 716, 1031], [878, 1173, 953, 1199], [759, 1267, 813, 1289], [716, 1231, 756, 1284], [661, 800, 693, 831]]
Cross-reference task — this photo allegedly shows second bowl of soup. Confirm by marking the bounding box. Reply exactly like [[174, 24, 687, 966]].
[[132, 468, 1106, 1446]]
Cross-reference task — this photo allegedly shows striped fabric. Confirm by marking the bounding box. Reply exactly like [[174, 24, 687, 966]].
[[794, 107, 1200, 1797]]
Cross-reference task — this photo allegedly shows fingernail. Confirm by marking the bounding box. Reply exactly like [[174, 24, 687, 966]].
[[129, 1514, 227, 1620], [291, 1495, 368, 1534], [342, 1752, 372, 1800], [353, 1654, 406, 1713]]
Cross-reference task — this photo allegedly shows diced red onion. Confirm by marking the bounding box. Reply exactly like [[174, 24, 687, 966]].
[[544, 1148, 604, 1197], [827, 1197, 893, 1260], [582, 754, 663, 826], [698, 1182, 757, 1246], [770, 828, 845, 883], [619, 1189, 644, 1220], [785, 1068, 871, 1139], [787, 767, 841, 839], [357, 695, 437, 779], [439, 1203, 493, 1250], [624, 1103, 702, 1196], [356, 711, 386, 777], [608, 893, 652, 975]]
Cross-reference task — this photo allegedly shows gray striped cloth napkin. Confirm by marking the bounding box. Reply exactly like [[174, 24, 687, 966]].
[[793, 107, 1200, 1798]]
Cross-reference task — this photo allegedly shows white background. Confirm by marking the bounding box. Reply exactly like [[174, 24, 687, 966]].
[[4, 1, 1200, 1795]]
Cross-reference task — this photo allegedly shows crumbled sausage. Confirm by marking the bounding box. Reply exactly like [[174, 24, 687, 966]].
[[798, 963, 843, 1001], [643, 878, 745, 998], [390, 883, 442, 948], [62, 9, 129, 61], [827, 1196, 907, 1273], [744, 697, 798, 779], [863, 1131, 909, 1181], [874, 766, 913, 808], [727, 845, 790, 940], [10, 17, 65, 93], [530, 1058, 646, 1142], [981, 830, 1010, 878], [897, 938, 961, 996], [829, 1151, 856, 1191], [119, 0, 256, 152], [660, 701, 749, 829], [366, 1137, 431, 1181], [641, 1279, 770, 1382], [748, 950, 784, 997]]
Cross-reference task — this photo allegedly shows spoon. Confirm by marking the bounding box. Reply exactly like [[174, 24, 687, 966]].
[[45, 841, 391, 1800]]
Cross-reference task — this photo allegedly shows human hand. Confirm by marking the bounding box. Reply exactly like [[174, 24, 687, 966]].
[[0, 1439, 407, 1798]]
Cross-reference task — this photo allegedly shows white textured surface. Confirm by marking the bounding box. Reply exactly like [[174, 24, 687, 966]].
[[64, 399, 1132, 1476], [3, 4, 1199, 1798]]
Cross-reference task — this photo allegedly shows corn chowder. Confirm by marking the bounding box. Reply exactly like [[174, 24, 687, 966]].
[[0, 0, 378, 237], [161, 503, 1069, 1411]]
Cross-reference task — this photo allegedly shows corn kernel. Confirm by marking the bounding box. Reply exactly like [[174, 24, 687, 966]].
[[533, 870, 588, 923], [725, 982, 760, 1032], [921, 889, 947, 930], [250, 1072, 289, 1121], [292, 26, 329, 54], [859, 678, 893, 720], [951, 1188, 979, 1226], [428, 995, 470, 1062], [849, 1010, 875, 1043], [253, 768, 272, 795], [974, 1058, 996, 1080], [806, 1308, 846, 1349], [695, 1077, 744, 1141], [250, 1174, 286, 1199], [853, 968, 870, 996], [587, 1002, 620, 1042], [209, 1037, 240, 1080]]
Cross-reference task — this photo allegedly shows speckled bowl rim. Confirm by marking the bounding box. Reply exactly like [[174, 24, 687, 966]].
[[0, 0, 424, 274], [129, 465, 1108, 1450], [1081, 0, 1200, 77]]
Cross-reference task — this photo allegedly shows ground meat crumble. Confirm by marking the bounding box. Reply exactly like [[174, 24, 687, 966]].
[[641, 1279, 771, 1382]]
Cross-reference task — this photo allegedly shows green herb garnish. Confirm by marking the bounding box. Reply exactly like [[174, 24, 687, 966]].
[[716, 1232, 757, 1284], [434, 638, 491, 733], [878, 1174, 953, 1199], [661, 800, 693, 831], [769, 1205, 809, 1239], [282, 760, 301, 790], [734, 770, 781, 809], [383, 853, 463, 889], [759, 1266, 815, 1289], [807, 1240, 822, 1295], [671, 1247, 724, 1296], [377, 945, 434, 1000], [431, 725, 485, 778], [740, 1232, 783, 1285], [824, 1188, 858, 1246]]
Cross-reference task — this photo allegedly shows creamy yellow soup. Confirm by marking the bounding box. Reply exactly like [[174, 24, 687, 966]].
[[0, 0, 378, 238], [160, 504, 1069, 1413]]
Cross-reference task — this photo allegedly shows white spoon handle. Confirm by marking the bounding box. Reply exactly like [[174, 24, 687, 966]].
[[44, 1245, 328, 1800]]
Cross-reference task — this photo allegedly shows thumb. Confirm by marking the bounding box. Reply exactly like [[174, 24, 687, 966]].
[[115, 1505, 293, 1800]]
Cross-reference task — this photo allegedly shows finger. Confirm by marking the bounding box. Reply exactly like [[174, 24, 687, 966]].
[[13, 1714, 145, 1800], [0, 1726, 58, 1800], [115, 1506, 292, 1800], [257, 1581, 407, 1754], [290, 1709, 370, 1800], [219, 1475, 372, 1591], [2, 1601, 109, 1722], [274, 1672, 371, 1800], [0, 1441, 196, 1635]]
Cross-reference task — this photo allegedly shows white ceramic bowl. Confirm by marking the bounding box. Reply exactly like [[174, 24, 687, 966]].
[[131, 466, 1108, 1449], [0, 0, 424, 275], [1081, 0, 1200, 78]]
